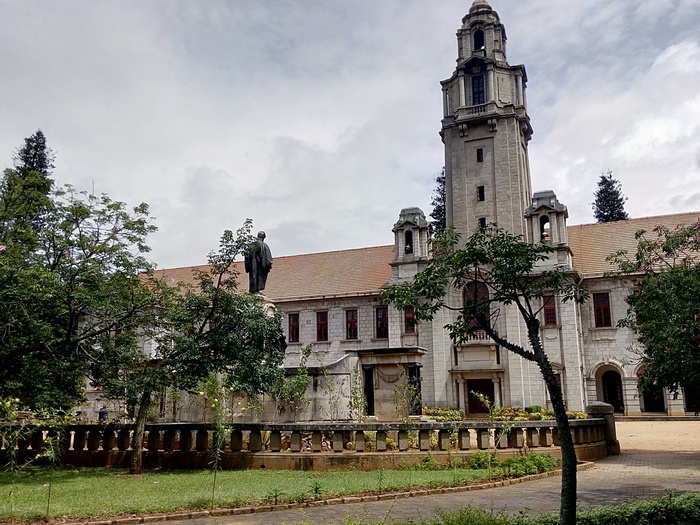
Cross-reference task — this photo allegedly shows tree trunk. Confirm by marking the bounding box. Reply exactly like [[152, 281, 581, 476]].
[[528, 326, 577, 525], [129, 389, 151, 475]]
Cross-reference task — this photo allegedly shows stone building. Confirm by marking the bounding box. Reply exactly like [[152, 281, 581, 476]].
[[86, 0, 699, 421]]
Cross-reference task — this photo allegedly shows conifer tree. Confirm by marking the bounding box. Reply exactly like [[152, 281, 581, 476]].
[[430, 168, 446, 232], [592, 170, 628, 223]]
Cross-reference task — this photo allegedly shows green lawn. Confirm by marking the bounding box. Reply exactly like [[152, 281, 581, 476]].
[[0, 466, 496, 521]]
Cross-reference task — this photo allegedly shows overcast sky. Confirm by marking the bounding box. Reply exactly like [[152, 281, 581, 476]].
[[1, 0, 699, 268]]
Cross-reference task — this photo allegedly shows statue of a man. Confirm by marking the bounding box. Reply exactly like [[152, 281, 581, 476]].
[[244, 231, 273, 294]]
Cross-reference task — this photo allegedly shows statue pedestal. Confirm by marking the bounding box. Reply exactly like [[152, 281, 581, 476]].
[[256, 292, 276, 315]]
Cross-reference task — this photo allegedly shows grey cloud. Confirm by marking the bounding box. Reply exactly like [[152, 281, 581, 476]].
[[1, 0, 699, 268]]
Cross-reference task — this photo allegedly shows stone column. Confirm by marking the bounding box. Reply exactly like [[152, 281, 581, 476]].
[[458, 74, 466, 107], [516, 74, 523, 106], [455, 379, 463, 409], [587, 402, 620, 455], [487, 68, 495, 102], [443, 89, 449, 117], [492, 378, 501, 408]]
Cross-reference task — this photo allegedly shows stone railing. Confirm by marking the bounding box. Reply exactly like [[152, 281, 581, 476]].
[[0, 404, 619, 470]]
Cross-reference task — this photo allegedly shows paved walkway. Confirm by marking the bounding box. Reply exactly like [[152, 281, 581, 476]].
[[169, 422, 700, 525]]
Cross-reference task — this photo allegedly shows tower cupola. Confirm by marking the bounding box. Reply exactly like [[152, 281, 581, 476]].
[[393, 207, 430, 261]]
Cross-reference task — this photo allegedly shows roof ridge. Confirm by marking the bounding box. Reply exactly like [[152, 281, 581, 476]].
[[568, 211, 700, 229], [154, 244, 394, 273]]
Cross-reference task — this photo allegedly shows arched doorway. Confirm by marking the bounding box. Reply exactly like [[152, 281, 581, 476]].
[[599, 369, 625, 413]]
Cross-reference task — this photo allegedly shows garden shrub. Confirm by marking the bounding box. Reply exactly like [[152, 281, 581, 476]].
[[466, 451, 497, 470], [500, 453, 559, 477], [422, 407, 465, 421]]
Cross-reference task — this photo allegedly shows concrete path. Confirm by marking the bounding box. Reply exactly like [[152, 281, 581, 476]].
[[168, 421, 700, 525]]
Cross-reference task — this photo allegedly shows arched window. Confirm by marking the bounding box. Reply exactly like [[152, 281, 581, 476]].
[[463, 281, 490, 329], [540, 215, 551, 242], [404, 230, 414, 254], [473, 29, 485, 51]]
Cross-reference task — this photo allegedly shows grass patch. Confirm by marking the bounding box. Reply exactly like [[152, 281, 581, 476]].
[[0, 465, 496, 521], [327, 492, 700, 525]]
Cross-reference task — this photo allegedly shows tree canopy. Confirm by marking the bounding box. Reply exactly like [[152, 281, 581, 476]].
[[382, 227, 586, 525], [592, 170, 628, 223], [609, 222, 700, 394]]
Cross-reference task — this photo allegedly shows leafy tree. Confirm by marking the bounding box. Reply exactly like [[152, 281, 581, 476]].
[[430, 168, 446, 232], [609, 223, 700, 398], [90, 220, 287, 474], [382, 227, 586, 525], [0, 186, 158, 410], [592, 170, 628, 223]]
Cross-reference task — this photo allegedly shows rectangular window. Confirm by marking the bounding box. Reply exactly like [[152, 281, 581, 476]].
[[345, 309, 358, 340], [543, 295, 557, 327], [593, 292, 612, 328], [476, 148, 484, 163], [477, 185, 485, 201], [375, 306, 389, 339], [472, 75, 485, 105], [404, 310, 416, 334], [316, 311, 328, 341], [288, 313, 300, 343], [478, 217, 487, 228]]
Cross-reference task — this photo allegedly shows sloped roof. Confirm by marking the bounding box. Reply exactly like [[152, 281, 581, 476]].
[[568, 211, 700, 276], [153, 245, 395, 302], [153, 212, 700, 300]]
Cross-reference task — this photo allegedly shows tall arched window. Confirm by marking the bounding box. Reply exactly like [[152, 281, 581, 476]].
[[472, 75, 485, 105], [463, 281, 490, 329], [473, 29, 485, 51], [404, 230, 414, 254]]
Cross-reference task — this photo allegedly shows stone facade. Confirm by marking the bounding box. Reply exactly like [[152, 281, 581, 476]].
[[83, 0, 699, 422]]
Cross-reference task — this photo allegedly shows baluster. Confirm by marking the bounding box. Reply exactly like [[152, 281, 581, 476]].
[[418, 429, 431, 451], [353, 431, 364, 452], [438, 429, 451, 451], [290, 431, 302, 452], [398, 430, 409, 451], [270, 430, 282, 452], [458, 429, 471, 450]]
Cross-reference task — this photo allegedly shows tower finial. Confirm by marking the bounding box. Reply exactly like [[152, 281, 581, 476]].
[[470, 0, 492, 14]]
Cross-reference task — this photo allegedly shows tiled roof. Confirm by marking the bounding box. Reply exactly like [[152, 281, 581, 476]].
[[568, 211, 700, 276], [153, 245, 396, 302], [153, 212, 700, 300]]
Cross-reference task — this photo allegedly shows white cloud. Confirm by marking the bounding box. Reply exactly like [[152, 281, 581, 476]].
[[1, 0, 699, 267]]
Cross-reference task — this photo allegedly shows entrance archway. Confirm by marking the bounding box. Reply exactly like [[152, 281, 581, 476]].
[[597, 367, 625, 413], [467, 379, 494, 414]]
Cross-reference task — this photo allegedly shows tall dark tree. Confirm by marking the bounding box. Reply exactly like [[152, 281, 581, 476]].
[[0, 130, 55, 248], [430, 168, 446, 232], [592, 170, 628, 223], [383, 227, 588, 525]]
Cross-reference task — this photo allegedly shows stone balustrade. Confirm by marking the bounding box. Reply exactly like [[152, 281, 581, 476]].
[[0, 404, 619, 470]]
